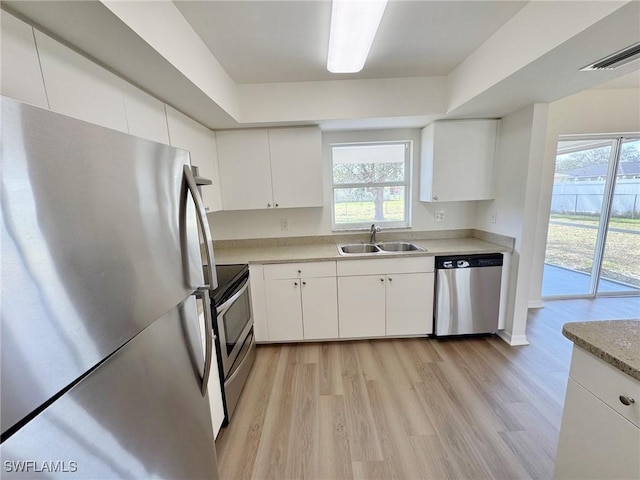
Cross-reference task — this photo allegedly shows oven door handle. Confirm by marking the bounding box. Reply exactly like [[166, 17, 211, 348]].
[[217, 278, 249, 317], [194, 286, 214, 396]]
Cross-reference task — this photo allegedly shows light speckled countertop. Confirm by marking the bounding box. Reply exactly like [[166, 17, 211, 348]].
[[213, 237, 511, 265], [563, 320, 640, 381]]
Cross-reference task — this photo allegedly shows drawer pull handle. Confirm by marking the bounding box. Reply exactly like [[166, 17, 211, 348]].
[[619, 395, 635, 406]]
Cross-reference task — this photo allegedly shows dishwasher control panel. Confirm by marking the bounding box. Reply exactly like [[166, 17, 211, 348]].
[[436, 253, 503, 269]]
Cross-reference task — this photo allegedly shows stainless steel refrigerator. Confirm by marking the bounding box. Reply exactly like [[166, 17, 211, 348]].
[[0, 96, 220, 479]]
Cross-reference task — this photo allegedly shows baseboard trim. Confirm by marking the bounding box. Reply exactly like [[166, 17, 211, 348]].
[[497, 330, 530, 346], [528, 300, 544, 309]]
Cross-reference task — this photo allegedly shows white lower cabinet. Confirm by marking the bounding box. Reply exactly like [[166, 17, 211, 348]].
[[301, 277, 339, 340], [386, 272, 434, 336], [338, 272, 434, 339], [259, 257, 435, 342], [337, 275, 386, 338], [554, 346, 640, 479], [263, 262, 338, 342], [264, 279, 304, 341]]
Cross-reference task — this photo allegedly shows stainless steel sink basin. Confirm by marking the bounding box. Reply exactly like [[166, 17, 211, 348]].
[[338, 243, 380, 254], [376, 241, 425, 252], [337, 241, 426, 255]]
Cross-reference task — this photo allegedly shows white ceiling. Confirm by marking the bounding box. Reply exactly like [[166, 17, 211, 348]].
[[174, 0, 528, 84], [3, 0, 638, 130]]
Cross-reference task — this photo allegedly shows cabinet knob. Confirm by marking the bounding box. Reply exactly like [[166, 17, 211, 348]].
[[275, 203, 279, 207], [380, 278, 384, 282], [297, 269, 302, 274], [388, 277, 393, 282], [294, 282, 298, 286], [433, 195, 439, 201], [267, 203, 271, 208], [619, 395, 635, 406], [302, 281, 306, 286]]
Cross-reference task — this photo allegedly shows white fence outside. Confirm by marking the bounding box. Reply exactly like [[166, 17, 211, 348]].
[[550, 179, 640, 218]]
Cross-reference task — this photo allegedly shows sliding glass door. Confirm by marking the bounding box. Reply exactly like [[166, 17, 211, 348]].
[[542, 136, 640, 298]]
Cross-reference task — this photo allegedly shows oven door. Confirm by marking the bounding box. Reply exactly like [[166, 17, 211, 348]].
[[215, 277, 253, 378]]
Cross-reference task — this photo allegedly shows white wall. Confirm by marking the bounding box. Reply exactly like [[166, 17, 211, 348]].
[[209, 128, 477, 240], [529, 88, 640, 304], [475, 104, 549, 345]]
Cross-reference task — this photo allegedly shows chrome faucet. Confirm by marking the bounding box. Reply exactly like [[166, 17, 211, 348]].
[[369, 224, 381, 243]]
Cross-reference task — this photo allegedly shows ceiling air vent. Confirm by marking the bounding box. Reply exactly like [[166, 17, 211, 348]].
[[581, 42, 640, 71]]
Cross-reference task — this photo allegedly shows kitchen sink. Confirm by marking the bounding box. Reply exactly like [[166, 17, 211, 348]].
[[376, 241, 425, 252], [338, 243, 381, 254], [337, 241, 426, 256]]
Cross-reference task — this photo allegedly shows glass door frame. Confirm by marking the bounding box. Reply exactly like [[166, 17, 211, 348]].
[[543, 133, 640, 299]]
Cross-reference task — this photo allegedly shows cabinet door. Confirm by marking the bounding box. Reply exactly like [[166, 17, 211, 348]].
[[1, 12, 48, 108], [269, 127, 323, 208], [386, 273, 434, 336], [166, 106, 222, 213], [421, 120, 497, 202], [337, 275, 386, 338], [554, 379, 640, 480], [216, 129, 273, 210], [34, 31, 128, 132], [302, 277, 338, 340], [122, 83, 170, 144], [264, 279, 303, 341]]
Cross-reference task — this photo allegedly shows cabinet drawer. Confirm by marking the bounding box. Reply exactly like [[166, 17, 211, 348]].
[[264, 261, 336, 280], [337, 256, 434, 276], [570, 346, 640, 427]]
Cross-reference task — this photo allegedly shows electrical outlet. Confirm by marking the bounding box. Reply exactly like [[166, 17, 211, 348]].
[[490, 211, 497, 224], [434, 210, 445, 222], [280, 218, 289, 230]]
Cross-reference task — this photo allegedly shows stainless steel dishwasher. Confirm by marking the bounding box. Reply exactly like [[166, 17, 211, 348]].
[[434, 253, 503, 336]]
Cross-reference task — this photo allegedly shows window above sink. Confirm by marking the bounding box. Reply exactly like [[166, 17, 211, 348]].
[[331, 141, 412, 230]]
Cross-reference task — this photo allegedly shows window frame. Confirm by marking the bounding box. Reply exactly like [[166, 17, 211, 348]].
[[330, 140, 412, 231]]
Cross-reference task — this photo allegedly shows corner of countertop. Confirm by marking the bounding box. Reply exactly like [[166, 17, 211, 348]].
[[471, 229, 515, 250], [563, 320, 640, 381]]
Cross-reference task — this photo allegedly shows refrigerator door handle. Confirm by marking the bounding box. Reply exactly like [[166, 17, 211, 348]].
[[194, 286, 214, 396], [183, 164, 217, 290]]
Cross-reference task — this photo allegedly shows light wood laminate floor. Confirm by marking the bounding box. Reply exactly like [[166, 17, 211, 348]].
[[215, 296, 640, 480]]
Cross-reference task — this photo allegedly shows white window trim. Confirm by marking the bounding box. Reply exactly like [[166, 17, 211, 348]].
[[331, 140, 412, 231]]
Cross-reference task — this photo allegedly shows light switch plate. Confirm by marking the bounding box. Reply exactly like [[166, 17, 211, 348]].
[[435, 210, 445, 222]]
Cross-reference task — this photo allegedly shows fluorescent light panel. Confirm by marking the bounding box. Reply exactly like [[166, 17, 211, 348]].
[[327, 0, 388, 73]]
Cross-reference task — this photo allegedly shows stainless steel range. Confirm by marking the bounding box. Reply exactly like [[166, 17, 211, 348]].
[[210, 264, 255, 422]]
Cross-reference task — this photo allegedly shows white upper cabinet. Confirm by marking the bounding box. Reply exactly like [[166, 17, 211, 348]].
[[216, 129, 273, 210], [420, 120, 498, 202], [268, 127, 323, 208], [34, 31, 128, 133], [122, 84, 170, 145], [216, 127, 323, 211], [1, 12, 48, 109], [166, 106, 223, 213]]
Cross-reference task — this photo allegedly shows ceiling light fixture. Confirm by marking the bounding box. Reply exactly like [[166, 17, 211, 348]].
[[327, 0, 388, 73]]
